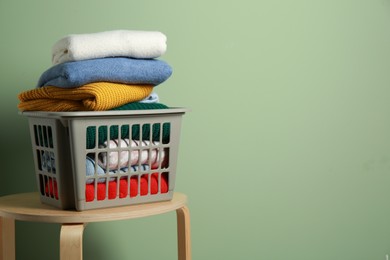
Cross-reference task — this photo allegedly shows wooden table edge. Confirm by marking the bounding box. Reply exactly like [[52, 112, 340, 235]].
[[0, 192, 188, 223]]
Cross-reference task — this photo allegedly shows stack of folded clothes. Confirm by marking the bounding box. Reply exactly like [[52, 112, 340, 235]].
[[18, 30, 174, 201], [18, 30, 172, 112]]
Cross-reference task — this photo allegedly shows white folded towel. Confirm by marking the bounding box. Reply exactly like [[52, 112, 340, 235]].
[[51, 30, 167, 65]]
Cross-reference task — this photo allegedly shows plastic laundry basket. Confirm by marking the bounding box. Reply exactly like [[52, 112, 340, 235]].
[[22, 108, 187, 211]]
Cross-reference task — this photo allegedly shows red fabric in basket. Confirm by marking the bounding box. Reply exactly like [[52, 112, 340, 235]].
[[44, 178, 59, 200], [86, 173, 168, 201], [43, 173, 169, 202]]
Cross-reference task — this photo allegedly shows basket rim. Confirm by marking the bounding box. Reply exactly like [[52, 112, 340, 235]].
[[20, 107, 189, 119]]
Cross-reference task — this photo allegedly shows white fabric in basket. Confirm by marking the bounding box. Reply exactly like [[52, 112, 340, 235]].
[[98, 139, 165, 170]]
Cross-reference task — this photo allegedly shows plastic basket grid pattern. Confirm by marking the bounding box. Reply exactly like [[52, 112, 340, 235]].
[[24, 109, 186, 211]]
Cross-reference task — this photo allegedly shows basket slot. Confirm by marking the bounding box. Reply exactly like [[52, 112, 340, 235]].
[[33, 125, 53, 148], [162, 122, 170, 144], [38, 174, 45, 196], [162, 172, 169, 193], [37, 149, 56, 174]]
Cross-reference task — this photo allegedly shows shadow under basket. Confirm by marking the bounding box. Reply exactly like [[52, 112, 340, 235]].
[[21, 108, 187, 211]]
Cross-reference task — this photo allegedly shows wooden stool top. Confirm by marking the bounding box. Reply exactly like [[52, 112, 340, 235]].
[[0, 192, 187, 224]]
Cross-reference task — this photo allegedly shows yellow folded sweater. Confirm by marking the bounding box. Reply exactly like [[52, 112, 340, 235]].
[[18, 82, 153, 111]]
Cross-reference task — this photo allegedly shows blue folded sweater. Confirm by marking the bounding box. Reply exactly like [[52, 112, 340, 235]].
[[37, 57, 173, 88]]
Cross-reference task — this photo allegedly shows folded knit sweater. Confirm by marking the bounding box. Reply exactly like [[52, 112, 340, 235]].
[[18, 82, 153, 111]]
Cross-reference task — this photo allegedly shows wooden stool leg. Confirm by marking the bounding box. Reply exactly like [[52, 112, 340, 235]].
[[0, 216, 15, 260], [60, 223, 86, 260], [176, 206, 191, 260]]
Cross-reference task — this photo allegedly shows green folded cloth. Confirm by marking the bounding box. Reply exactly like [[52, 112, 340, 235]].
[[86, 102, 170, 149]]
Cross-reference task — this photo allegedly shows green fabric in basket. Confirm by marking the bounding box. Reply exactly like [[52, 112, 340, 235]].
[[86, 102, 171, 149]]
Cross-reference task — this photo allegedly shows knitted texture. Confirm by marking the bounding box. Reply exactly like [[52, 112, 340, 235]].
[[86, 102, 170, 149], [18, 82, 153, 111]]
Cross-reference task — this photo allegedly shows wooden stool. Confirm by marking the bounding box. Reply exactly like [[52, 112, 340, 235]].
[[0, 192, 191, 260]]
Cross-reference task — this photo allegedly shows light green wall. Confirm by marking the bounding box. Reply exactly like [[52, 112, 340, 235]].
[[1, 0, 390, 259]]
